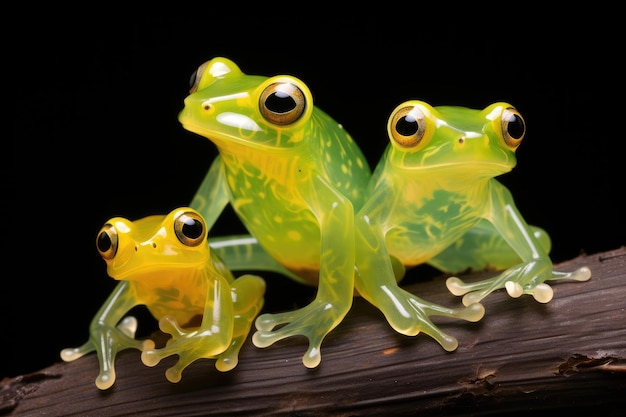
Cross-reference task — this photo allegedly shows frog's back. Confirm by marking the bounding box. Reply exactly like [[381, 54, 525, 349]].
[[312, 108, 371, 210]]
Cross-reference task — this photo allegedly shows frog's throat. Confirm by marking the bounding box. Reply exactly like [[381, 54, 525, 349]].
[[109, 262, 207, 281]]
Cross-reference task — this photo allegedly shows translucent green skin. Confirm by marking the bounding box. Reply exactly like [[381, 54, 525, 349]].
[[181, 57, 371, 368], [60, 208, 265, 389], [355, 100, 591, 326]]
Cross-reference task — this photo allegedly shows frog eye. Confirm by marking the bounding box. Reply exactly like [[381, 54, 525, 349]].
[[259, 82, 306, 126], [96, 223, 118, 260], [189, 61, 209, 94], [389, 104, 429, 148], [174, 211, 206, 247], [501, 107, 525, 149]]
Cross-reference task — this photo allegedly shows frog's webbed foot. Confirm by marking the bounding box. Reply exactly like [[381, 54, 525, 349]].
[[60, 316, 154, 390], [253, 299, 350, 368], [447, 264, 592, 306], [141, 315, 232, 383], [376, 288, 484, 352]]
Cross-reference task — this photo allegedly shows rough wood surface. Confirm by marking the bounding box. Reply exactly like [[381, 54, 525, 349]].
[[2, 248, 625, 416]]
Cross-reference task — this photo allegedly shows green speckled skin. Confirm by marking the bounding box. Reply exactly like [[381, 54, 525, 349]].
[[181, 57, 371, 368], [355, 100, 590, 323]]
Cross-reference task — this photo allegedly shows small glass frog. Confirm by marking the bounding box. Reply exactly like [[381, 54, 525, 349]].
[[181, 57, 373, 368], [355, 100, 591, 320], [60, 208, 265, 389]]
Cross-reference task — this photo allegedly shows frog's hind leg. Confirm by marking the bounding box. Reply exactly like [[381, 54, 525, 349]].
[[428, 220, 551, 273], [215, 274, 266, 372]]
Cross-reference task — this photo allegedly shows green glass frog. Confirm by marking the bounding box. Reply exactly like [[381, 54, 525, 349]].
[[178, 57, 371, 369], [354, 100, 591, 320], [177, 57, 484, 367], [60, 208, 265, 389]]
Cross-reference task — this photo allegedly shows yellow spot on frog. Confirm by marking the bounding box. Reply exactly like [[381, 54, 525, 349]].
[[288, 230, 302, 241]]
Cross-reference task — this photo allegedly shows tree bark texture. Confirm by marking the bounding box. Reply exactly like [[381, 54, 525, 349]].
[[2, 247, 625, 416]]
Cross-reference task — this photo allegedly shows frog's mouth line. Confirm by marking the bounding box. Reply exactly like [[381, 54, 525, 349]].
[[180, 121, 299, 153], [400, 161, 514, 174], [111, 262, 207, 281]]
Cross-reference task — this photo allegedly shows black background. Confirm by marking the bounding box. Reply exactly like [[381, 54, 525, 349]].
[[7, 13, 623, 380]]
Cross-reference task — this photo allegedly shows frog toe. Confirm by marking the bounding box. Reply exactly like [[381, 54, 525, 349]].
[[525, 283, 554, 303], [457, 302, 485, 322], [504, 281, 524, 298], [95, 369, 116, 390], [254, 312, 286, 332], [215, 354, 239, 372], [461, 290, 488, 307], [552, 266, 591, 282], [141, 349, 162, 367], [164, 352, 202, 383], [446, 276, 470, 296], [165, 365, 184, 383], [435, 333, 459, 352], [60, 344, 92, 362], [302, 343, 322, 368], [251, 328, 280, 348], [574, 266, 592, 281]]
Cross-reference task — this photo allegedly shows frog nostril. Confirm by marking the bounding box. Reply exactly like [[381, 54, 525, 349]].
[[152, 242, 157, 248], [134, 245, 138, 252], [458, 136, 465, 144]]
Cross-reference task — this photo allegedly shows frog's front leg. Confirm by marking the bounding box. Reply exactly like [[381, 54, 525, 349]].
[[190, 155, 231, 230], [446, 189, 591, 305], [253, 175, 355, 368], [60, 281, 154, 390], [354, 216, 484, 351], [214, 274, 266, 372], [141, 273, 235, 383]]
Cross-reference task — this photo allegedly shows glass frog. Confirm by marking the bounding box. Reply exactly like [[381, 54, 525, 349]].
[[354, 100, 591, 322], [179, 57, 484, 367], [180, 57, 372, 368], [60, 207, 265, 389]]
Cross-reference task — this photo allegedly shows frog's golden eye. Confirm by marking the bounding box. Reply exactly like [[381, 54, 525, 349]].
[[259, 82, 306, 126], [96, 223, 118, 260], [389, 105, 428, 148], [189, 61, 209, 94], [174, 211, 206, 247], [501, 107, 525, 149]]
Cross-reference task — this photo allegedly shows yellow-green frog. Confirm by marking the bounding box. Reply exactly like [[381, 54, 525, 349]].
[[179, 57, 372, 368], [178, 57, 483, 367], [354, 100, 591, 330], [60, 207, 265, 389]]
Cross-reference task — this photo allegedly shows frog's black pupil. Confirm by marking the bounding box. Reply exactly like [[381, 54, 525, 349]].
[[189, 71, 197, 88], [507, 114, 525, 139], [97, 232, 112, 252], [265, 92, 296, 114], [397, 116, 419, 137], [182, 218, 203, 239]]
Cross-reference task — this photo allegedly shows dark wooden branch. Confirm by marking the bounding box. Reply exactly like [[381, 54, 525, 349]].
[[2, 248, 625, 416]]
